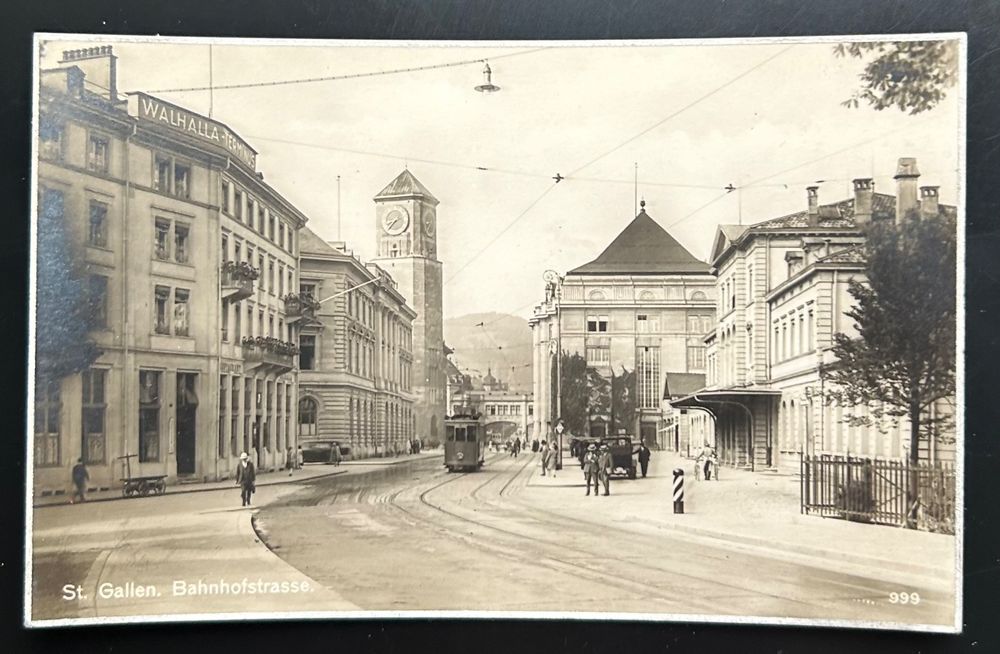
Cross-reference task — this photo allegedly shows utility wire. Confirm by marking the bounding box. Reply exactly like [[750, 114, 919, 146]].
[[567, 44, 796, 178], [143, 47, 549, 94]]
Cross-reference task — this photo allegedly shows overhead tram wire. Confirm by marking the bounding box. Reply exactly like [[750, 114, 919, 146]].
[[443, 46, 797, 287], [565, 44, 796, 178], [663, 115, 941, 230], [142, 47, 550, 94]]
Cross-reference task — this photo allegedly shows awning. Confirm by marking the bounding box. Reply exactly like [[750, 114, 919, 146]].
[[669, 387, 781, 412]]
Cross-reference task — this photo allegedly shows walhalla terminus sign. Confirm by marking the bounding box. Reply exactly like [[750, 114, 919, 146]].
[[131, 92, 257, 170]]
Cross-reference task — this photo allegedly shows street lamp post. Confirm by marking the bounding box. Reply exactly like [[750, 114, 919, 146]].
[[555, 419, 564, 471]]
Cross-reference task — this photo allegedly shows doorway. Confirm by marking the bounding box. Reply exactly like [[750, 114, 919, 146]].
[[176, 373, 198, 475]]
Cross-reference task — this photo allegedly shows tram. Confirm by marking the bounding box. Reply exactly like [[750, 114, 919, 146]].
[[444, 413, 485, 472]]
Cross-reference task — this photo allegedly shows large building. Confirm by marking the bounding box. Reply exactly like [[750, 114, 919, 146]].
[[33, 47, 308, 496], [530, 203, 716, 449], [671, 159, 957, 472], [370, 171, 447, 445], [449, 367, 534, 442], [297, 229, 416, 457]]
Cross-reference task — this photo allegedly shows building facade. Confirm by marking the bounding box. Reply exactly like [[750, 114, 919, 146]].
[[672, 158, 957, 472], [370, 171, 447, 445], [33, 47, 307, 497], [530, 204, 716, 449], [297, 229, 416, 457], [449, 368, 533, 442]]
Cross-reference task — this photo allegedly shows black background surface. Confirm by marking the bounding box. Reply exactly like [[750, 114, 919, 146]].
[[1, 1, 997, 652]]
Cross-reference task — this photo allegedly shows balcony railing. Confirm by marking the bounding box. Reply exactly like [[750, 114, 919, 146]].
[[283, 292, 321, 323], [242, 336, 298, 375], [221, 262, 259, 301]]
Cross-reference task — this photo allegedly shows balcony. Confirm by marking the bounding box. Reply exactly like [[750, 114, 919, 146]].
[[221, 262, 259, 301], [242, 337, 297, 375], [283, 292, 322, 325]]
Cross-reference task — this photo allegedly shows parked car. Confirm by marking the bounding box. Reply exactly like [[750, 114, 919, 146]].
[[301, 440, 349, 464], [601, 435, 639, 479]]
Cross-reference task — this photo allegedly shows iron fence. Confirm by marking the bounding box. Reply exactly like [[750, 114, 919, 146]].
[[800, 453, 955, 534]]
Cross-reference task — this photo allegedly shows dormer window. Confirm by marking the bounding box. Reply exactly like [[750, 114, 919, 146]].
[[785, 251, 805, 278]]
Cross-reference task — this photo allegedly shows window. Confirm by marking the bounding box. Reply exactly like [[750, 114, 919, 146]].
[[221, 234, 229, 262], [34, 379, 61, 467], [246, 304, 254, 337], [278, 263, 285, 295], [585, 345, 610, 365], [154, 155, 171, 192], [155, 219, 171, 260], [174, 162, 190, 198], [234, 300, 242, 340], [257, 309, 264, 337], [39, 120, 64, 160], [234, 189, 243, 222], [687, 345, 706, 371], [807, 310, 814, 351], [234, 239, 242, 263], [174, 288, 190, 336], [87, 133, 109, 172], [637, 314, 648, 333], [638, 348, 660, 408], [88, 274, 108, 328], [586, 315, 608, 333], [81, 368, 106, 464], [139, 371, 161, 462], [298, 397, 318, 437], [257, 204, 265, 233], [279, 223, 285, 249], [154, 286, 170, 334], [258, 254, 265, 289], [219, 375, 228, 458], [221, 299, 229, 342], [88, 201, 108, 247], [268, 313, 275, 338], [221, 180, 230, 214], [691, 290, 707, 301], [174, 224, 190, 263], [300, 335, 316, 370], [268, 259, 274, 294], [268, 213, 276, 241]]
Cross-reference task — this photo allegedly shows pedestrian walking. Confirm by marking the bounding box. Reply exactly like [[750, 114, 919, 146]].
[[71, 458, 89, 504], [297, 445, 304, 469], [582, 444, 599, 496], [637, 439, 651, 478], [539, 440, 549, 476], [236, 451, 256, 507], [597, 443, 613, 496], [513, 437, 521, 458], [331, 442, 343, 466], [547, 441, 557, 478], [286, 446, 295, 476]]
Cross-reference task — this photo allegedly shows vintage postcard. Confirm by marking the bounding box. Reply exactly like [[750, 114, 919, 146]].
[[26, 33, 963, 630]]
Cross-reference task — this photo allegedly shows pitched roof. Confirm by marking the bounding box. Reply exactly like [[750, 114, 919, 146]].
[[569, 210, 710, 275], [374, 169, 438, 202], [663, 372, 707, 399], [298, 226, 342, 256]]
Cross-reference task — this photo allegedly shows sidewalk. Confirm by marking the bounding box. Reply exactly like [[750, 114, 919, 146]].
[[33, 450, 442, 509], [526, 450, 956, 590]]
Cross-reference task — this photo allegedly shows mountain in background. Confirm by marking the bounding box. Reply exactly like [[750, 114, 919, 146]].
[[444, 312, 533, 393]]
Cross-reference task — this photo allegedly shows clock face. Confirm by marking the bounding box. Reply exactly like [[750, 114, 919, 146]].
[[423, 210, 435, 236], [382, 207, 409, 235]]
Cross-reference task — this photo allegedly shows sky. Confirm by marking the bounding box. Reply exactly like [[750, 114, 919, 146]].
[[39, 36, 962, 321]]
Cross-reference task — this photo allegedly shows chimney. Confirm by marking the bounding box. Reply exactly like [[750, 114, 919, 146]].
[[59, 45, 118, 102], [852, 178, 874, 226], [894, 157, 920, 223], [920, 186, 940, 218], [806, 186, 819, 225]]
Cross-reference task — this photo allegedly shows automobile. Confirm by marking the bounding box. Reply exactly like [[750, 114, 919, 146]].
[[301, 440, 349, 464], [570, 435, 602, 468], [601, 435, 639, 479]]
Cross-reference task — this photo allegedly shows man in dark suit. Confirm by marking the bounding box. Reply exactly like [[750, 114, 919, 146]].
[[582, 444, 599, 496], [235, 451, 256, 507], [637, 439, 651, 478]]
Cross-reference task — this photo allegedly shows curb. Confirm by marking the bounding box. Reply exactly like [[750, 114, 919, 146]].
[[33, 468, 352, 509]]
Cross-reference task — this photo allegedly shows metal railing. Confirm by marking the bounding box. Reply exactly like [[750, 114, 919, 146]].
[[800, 453, 955, 534]]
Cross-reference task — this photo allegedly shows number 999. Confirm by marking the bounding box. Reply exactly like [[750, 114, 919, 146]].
[[889, 591, 920, 605]]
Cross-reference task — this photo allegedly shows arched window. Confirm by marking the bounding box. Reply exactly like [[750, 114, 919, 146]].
[[298, 397, 318, 437], [691, 290, 707, 301], [588, 289, 606, 301]]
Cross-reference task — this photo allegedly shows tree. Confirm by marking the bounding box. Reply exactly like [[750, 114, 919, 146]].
[[835, 40, 959, 115], [824, 211, 956, 528], [35, 188, 101, 383]]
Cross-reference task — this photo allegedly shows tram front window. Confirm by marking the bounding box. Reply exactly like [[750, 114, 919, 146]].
[[467, 425, 478, 442], [455, 427, 467, 442], [446, 426, 456, 442]]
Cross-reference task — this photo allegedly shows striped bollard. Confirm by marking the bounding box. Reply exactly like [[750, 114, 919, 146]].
[[672, 468, 684, 514]]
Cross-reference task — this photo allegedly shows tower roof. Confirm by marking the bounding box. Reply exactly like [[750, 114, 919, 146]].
[[569, 208, 709, 275], [374, 169, 438, 203]]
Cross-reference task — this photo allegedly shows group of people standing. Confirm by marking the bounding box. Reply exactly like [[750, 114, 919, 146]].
[[538, 440, 558, 477], [581, 443, 612, 496]]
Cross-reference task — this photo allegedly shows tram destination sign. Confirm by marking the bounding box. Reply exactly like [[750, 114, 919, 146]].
[[133, 92, 257, 170]]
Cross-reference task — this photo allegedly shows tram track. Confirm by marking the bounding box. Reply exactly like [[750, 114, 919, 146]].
[[404, 454, 890, 617]]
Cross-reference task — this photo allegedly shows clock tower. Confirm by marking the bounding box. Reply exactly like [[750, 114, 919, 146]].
[[372, 170, 446, 444]]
